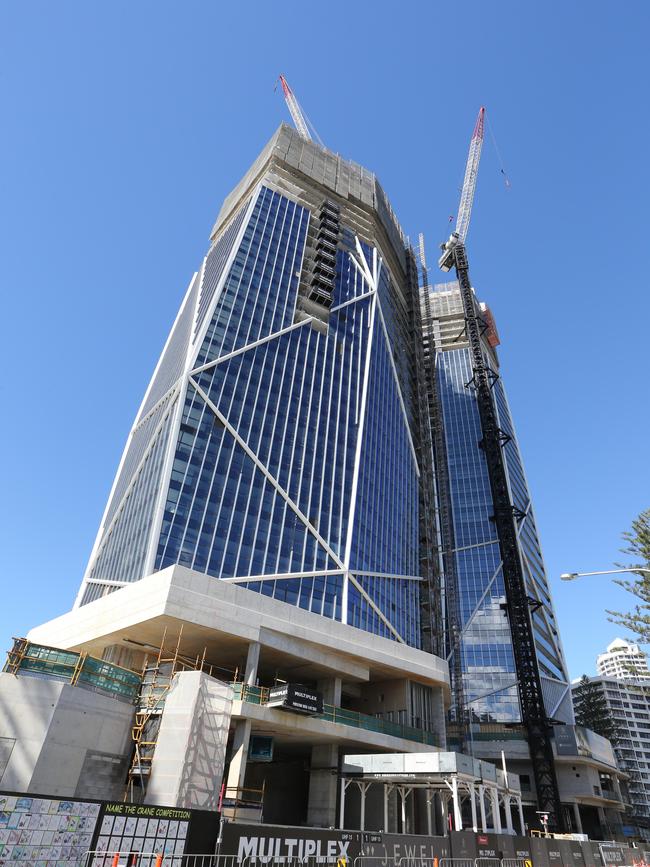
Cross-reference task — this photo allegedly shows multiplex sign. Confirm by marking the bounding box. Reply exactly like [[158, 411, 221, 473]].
[[219, 821, 360, 863], [267, 683, 324, 715]]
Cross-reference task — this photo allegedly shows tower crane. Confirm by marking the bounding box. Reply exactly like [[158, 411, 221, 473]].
[[278, 74, 312, 142], [438, 108, 566, 831]]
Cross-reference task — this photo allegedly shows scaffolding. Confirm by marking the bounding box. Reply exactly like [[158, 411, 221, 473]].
[[125, 627, 221, 803]]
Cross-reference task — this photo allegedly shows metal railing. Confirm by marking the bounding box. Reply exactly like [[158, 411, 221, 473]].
[[231, 683, 440, 746], [82, 855, 247, 867], [85, 856, 353, 867], [391, 861, 531, 867], [4, 638, 141, 701]]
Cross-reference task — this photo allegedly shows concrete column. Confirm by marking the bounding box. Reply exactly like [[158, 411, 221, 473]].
[[244, 642, 260, 686], [431, 687, 447, 749], [451, 778, 462, 831], [573, 802, 584, 834], [359, 781, 368, 831], [440, 793, 450, 835], [479, 785, 488, 832], [339, 778, 347, 829], [504, 795, 514, 834], [517, 797, 526, 835], [307, 744, 338, 827], [490, 787, 502, 833], [226, 718, 251, 792], [469, 783, 478, 832], [400, 787, 407, 833], [384, 783, 389, 832], [317, 677, 342, 706], [426, 789, 433, 836]]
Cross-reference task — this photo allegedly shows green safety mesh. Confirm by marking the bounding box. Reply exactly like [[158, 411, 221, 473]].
[[231, 682, 440, 747], [5, 641, 141, 702]]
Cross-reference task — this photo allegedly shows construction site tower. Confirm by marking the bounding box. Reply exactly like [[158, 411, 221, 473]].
[[437, 108, 566, 831]]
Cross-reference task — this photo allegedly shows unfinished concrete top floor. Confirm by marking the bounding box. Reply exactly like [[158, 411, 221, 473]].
[[210, 123, 410, 281], [27, 565, 450, 699]]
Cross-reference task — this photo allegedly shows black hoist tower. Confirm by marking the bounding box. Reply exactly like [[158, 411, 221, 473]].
[[436, 107, 565, 832]]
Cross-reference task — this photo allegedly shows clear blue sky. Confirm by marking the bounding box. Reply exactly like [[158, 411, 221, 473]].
[[1, 2, 648, 680]]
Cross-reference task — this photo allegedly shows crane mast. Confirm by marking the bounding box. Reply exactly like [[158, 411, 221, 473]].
[[437, 109, 565, 831], [278, 74, 312, 142]]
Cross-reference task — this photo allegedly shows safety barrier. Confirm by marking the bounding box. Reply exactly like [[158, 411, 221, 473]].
[[355, 858, 389, 867], [475, 858, 501, 867], [398, 857, 449, 867], [390, 860, 533, 867], [439, 859, 474, 867], [85, 855, 621, 867], [231, 683, 440, 747], [82, 854, 249, 867], [83, 855, 351, 867]]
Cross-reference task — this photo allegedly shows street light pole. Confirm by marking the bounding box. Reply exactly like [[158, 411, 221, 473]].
[[560, 568, 650, 581]]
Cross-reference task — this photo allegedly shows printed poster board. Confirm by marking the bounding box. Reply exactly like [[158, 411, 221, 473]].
[[0, 793, 100, 867]]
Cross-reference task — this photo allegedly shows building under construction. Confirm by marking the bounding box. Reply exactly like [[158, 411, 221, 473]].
[[0, 110, 631, 843]]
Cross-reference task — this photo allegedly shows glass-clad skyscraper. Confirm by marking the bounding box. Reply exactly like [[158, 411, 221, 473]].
[[76, 125, 437, 651], [422, 281, 573, 724]]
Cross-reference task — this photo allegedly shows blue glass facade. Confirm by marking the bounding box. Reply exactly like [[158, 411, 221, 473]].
[[429, 284, 572, 723], [78, 164, 424, 649]]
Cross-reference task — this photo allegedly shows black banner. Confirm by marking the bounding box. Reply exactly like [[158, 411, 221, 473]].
[[217, 821, 635, 867], [91, 798, 219, 856], [267, 684, 324, 715], [597, 843, 630, 867], [512, 834, 533, 860], [362, 831, 450, 864], [218, 821, 360, 862]]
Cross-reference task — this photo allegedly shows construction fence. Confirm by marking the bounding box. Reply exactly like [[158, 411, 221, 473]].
[[0, 793, 647, 867]]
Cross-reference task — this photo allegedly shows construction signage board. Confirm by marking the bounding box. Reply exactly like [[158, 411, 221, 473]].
[[512, 834, 533, 861], [597, 843, 631, 867], [475, 831, 502, 857], [557, 839, 586, 867], [92, 802, 192, 860], [0, 789, 220, 867], [219, 820, 362, 862], [496, 835, 517, 860], [91, 800, 219, 857], [0, 792, 99, 867], [530, 835, 555, 867], [580, 842, 599, 867], [218, 822, 453, 865], [266, 684, 323, 715], [450, 829, 478, 860]]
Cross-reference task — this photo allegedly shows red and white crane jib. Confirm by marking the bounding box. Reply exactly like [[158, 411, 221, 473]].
[[439, 106, 485, 271], [278, 74, 312, 142], [455, 106, 485, 244]]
